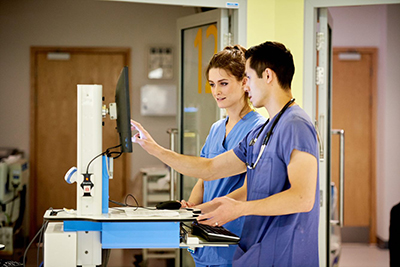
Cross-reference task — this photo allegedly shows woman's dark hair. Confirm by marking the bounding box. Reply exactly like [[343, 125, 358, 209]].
[[245, 41, 295, 90]]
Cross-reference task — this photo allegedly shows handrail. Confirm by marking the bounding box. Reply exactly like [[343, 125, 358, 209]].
[[167, 128, 178, 200], [331, 129, 345, 227]]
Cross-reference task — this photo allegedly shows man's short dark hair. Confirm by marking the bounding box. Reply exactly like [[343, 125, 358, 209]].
[[245, 41, 295, 90]]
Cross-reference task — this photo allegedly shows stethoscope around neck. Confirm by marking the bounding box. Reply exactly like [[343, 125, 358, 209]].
[[246, 98, 295, 170]]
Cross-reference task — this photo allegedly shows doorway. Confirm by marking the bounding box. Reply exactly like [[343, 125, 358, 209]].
[[304, 2, 399, 266], [30, 47, 130, 234], [331, 48, 377, 243]]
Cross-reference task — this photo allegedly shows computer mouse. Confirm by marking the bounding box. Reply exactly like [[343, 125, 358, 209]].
[[156, 200, 182, 210]]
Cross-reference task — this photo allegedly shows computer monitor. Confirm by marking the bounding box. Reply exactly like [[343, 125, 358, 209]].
[[115, 66, 133, 153]]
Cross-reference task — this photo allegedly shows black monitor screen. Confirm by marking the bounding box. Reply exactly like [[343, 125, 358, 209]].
[[115, 66, 132, 153]]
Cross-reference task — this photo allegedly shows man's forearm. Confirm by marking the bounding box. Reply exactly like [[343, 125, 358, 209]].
[[152, 144, 216, 180], [151, 144, 246, 181], [131, 120, 246, 181]]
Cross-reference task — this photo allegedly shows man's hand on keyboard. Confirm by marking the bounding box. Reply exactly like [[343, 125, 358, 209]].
[[196, 196, 244, 227]]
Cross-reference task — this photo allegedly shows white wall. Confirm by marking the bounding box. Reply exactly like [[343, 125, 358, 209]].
[[0, 0, 195, 214], [329, 4, 400, 241], [329, 5, 386, 47]]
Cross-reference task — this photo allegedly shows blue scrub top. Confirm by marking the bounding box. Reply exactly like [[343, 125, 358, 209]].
[[191, 111, 266, 266], [233, 105, 320, 267]]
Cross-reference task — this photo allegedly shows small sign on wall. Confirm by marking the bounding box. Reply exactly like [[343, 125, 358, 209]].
[[148, 47, 173, 79]]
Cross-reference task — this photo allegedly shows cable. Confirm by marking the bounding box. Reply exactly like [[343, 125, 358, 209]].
[[110, 151, 122, 159], [105, 144, 123, 159], [106, 144, 122, 151], [37, 217, 46, 267], [85, 152, 104, 175], [108, 199, 126, 207], [104, 144, 122, 160], [108, 194, 156, 211], [85, 144, 122, 175], [124, 194, 139, 210], [23, 219, 49, 267]]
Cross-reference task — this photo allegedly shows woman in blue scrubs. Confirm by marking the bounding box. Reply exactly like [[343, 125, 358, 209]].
[[181, 45, 266, 267], [131, 41, 319, 267]]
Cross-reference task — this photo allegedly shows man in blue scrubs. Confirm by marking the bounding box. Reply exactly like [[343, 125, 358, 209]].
[[131, 41, 319, 267], [185, 45, 266, 267]]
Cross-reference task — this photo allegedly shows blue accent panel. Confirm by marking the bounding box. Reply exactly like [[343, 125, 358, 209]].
[[102, 222, 180, 249], [102, 156, 109, 214], [64, 221, 102, 232]]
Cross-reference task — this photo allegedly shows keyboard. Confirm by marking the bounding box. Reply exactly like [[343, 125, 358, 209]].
[[191, 221, 240, 243]]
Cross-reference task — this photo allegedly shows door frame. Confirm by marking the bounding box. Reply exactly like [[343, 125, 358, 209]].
[[303, 1, 392, 265], [29, 46, 130, 237], [314, 8, 333, 266], [176, 8, 230, 199], [332, 47, 378, 243], [108, 0, 247, 47], [176, 9, 233, 266]]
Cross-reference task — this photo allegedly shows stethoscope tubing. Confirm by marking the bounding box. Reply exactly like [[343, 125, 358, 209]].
[[246, 98, 295, 170]]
